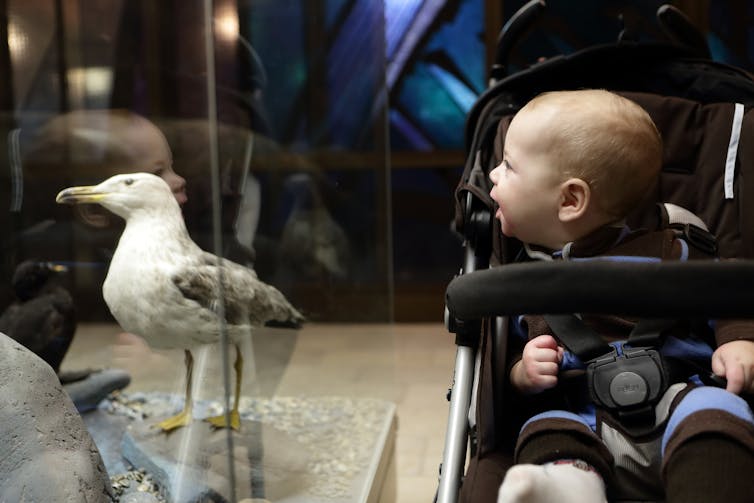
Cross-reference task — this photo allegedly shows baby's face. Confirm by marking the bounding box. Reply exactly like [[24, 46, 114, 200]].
[[145, 152, 188, 206], [123, 125, 187, 205], [488, 107, 563, 248]]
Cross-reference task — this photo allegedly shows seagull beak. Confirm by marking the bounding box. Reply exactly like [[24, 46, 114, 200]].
[[55, 185, 107, 204]]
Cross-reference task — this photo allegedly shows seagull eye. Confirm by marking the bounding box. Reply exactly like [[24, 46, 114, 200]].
[[124, 178, 134, 186]]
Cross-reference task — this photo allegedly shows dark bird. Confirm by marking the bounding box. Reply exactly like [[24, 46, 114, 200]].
[[0, 260, 77, 374], [56, 172, 304, 432]]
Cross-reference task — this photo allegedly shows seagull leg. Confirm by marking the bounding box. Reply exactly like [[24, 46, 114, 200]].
[[205, 343, 242, 431], [155, 349, 194, 432]]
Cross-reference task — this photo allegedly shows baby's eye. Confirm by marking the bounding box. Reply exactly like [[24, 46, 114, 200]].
[[502, 160, 512, 170]]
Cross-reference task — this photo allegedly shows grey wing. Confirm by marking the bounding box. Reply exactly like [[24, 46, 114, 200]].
[[172, 262, 303, 327], [199, 251, 258, 279]]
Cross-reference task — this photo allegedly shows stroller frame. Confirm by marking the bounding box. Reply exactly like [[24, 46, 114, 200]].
[[437, 2, 754, 502]]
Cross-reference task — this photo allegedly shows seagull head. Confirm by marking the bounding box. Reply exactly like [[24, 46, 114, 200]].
[[55, 172, 179, 220], [284, 173, 319, 211]]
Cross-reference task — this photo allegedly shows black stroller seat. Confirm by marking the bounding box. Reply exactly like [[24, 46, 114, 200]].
[[437, 2, 754, 502]]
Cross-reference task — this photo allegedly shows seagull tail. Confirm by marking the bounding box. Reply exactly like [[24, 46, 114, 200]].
[[264, 316, 304, 330], [265, 305, 306, 329]]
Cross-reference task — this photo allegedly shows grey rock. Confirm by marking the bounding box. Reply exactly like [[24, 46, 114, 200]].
[[0, 332, 114, 502], [64, 367, 131, 412], [120, 491, 161, 503], [122, 419, 308, 502], [83, 407, 134, 475]]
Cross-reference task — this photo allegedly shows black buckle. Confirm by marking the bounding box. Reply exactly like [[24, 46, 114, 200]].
[[678, 224, 718, 256], [587, 347, 668, 422]]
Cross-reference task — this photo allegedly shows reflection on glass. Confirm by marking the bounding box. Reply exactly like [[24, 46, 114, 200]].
[[1, 1, 395, 502]]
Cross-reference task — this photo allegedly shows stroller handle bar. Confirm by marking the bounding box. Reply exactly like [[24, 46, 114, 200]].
[[446, 260, 754, 320], [491, 0, 546, 82]]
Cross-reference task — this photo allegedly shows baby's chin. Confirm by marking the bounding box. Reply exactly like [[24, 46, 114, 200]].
[[496, 212, 516, 237]]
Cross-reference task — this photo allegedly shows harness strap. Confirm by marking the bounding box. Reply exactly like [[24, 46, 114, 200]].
[[543, 314, 612, 362], [543, 314, 677, 363], [624, 318, 678, 348]]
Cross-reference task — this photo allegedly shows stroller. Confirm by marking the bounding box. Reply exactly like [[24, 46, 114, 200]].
[[437, 2, 754, 502]]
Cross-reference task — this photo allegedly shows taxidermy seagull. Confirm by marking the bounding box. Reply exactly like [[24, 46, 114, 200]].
[[56, 172, 304, 432], [279, 173, 351, 281], [0, 260, 76, 374]]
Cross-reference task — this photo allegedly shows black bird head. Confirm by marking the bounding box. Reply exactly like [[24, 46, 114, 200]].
[[11, 261, 68, 301]]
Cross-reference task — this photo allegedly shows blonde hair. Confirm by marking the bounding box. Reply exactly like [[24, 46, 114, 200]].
[[24, 109, 169, 180], [522, 89, 662, 218]]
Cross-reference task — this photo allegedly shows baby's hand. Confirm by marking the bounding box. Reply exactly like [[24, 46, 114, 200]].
[[511, 334, 564, 394], [711, 340, 754, 395]]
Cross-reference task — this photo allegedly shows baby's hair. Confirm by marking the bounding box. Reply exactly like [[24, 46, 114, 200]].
[[523, 89, 662, 218], [24, 109, 168, 180]]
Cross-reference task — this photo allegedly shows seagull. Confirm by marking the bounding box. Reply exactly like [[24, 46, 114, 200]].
[[56, 172, 304, 432], [0, 260, 76, 374], [279, 173, 351, 281]]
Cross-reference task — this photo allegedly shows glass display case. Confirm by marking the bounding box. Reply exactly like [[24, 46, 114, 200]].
[[0, 1, 395, 502]]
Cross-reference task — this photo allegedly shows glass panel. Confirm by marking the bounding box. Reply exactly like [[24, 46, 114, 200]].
[[385, 0, 483, 321], [0, 1, 394, 501], [388, 0, 484, 151]]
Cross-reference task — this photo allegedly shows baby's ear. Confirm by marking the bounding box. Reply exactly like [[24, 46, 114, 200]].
[[558, 178, 590, 222]]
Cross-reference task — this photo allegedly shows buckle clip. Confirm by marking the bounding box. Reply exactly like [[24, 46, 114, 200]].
[[587, 347, 668, 421]]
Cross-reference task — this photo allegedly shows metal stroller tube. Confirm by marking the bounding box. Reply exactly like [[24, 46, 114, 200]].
[[437, 322, 476, 503], [490, 0, 546, 83], [438, 191, 491, 503]]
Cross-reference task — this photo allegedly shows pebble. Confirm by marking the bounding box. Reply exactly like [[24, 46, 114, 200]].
[[102, 392, 392, 501], [110, 467, 164, 502]]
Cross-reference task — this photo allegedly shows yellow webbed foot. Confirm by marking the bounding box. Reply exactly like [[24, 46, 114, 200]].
[[204, 409, 241, 431], [204, 344, 244, 432], [153, 409, 193, 432]]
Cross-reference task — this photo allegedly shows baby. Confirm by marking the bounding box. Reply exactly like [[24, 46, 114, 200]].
[[489, 90, 754, 503]]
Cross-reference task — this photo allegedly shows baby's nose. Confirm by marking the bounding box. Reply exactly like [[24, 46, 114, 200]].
[[489, 165, 500, 183], [167, 173, 186, 191]]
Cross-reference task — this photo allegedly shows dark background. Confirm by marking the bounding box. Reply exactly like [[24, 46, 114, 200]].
[[0, 1, 751, 322]]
